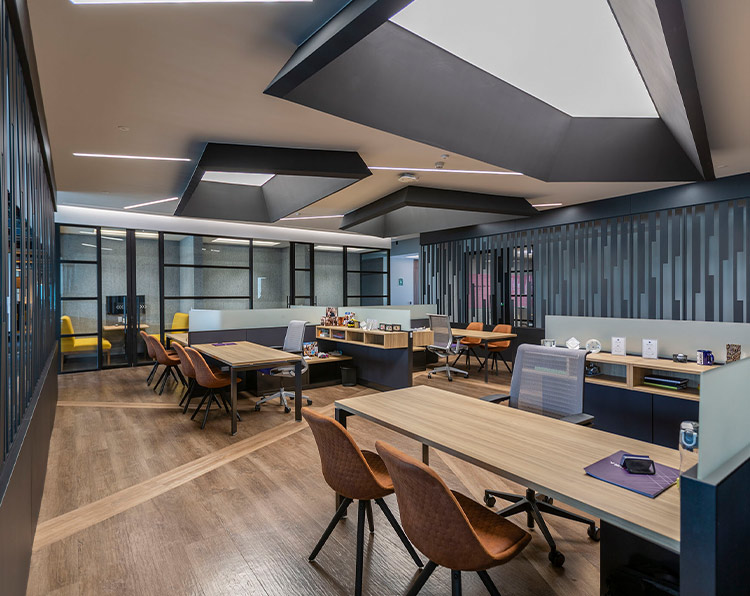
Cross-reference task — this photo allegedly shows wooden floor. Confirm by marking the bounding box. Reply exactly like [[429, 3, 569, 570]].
[[28, 361, 600, 595]]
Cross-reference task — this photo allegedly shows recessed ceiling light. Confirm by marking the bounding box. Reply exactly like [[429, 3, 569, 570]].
[[123, 197, 180, 210], [73, 153, 190, 162], [117, 126, 130, 132], [211, 238, 251, 245], [370, 166, 523, 176], [201, 171, 276, 187], [314, 245, 344, 252], [71, 0, 311, 4], [253, 240, 282, 247], [532, 203, 563, 208], [280, 215, 345, 221], [81, 243, 113, 251]]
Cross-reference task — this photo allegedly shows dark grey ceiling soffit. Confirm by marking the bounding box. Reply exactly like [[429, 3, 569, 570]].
[[265, 0, 708, 183], [175, 143, 371, 222], [340, 185, 536, 237], [608, 0, 714, 180]]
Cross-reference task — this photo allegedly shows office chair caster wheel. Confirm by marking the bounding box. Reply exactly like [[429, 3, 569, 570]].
[[484, 494, 496, 507], [427, 373, 432, 379], [448, 377, 453, 382], [254, 404, 261, 411], [305, 399, 313, 406], [588, 526, 601, 541], [540, 495, 553, 505], [548, 551, 565, 567], [284, 407, 291, 414]]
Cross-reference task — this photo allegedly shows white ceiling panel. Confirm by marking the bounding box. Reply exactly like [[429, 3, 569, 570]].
[[391, 0, 658, 118]]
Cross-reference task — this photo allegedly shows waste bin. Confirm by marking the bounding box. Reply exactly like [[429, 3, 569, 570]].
[[341, 366, 357, 387]]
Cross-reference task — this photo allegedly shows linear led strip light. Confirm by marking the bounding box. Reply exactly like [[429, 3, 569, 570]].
[[369, 166, 523, 176], [71, 0, 311, 4], [123, 197, 180, 210]]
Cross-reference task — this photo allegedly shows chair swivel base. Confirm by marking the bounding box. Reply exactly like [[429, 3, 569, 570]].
[[191, 389, 241, 430], [484, 487, 600, 567], [255, 388, 312, 414], [427, 363, 469, 382]]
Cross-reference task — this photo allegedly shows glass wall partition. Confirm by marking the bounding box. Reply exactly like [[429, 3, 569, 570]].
[[313, 244, 345, 307], [59, 226, 102, 372], [163, 233, 252, 332], [253, 240, 290, 308], [346, 248, 390, 306], [134, 231, 161, 363], [291, 242, 312, 306]]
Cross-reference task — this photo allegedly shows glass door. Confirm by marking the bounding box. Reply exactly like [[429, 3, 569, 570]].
[[290, 242, 313, 306], [313, 244, 344, 307], [134, 230, 160, 363], [100, 228, 129, 367]]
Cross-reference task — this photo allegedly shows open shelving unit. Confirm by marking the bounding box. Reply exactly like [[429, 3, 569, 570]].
[[315, 325, 408, 349], [585, 352, 711, 401]]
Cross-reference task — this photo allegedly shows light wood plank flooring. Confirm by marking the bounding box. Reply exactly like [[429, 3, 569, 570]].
[[27, 361, 600, 595]]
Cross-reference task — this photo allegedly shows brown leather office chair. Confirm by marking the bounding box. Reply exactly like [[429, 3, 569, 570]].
[[486, 324, 513, 374], [376, 440, 531, 596], [185, 347, 240, 430], [302, 409, 423, 596], [145, 335, 186, 395], [140, 330, 161, 387], [172, 342, 206, 414], [455, 322, 484, 370]]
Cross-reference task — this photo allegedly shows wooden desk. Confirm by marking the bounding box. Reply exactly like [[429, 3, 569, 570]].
[[103, 323, 150, 332], [193, 341, 303, 435], [165, 332, 188, 346], [335, 386, 680, 553], [451, 328, 517, 382]]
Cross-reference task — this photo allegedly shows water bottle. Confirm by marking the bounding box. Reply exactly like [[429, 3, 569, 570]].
[[679, 421, 699, 490]]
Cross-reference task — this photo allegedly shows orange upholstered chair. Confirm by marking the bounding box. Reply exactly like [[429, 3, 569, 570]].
[[145, 335, 185, 395], [376, 440, 531, 595], [303, 409, 423, 596], [487, 324, 513, 374], [185, 346, 240, 430], [455, 321, 484, 369]]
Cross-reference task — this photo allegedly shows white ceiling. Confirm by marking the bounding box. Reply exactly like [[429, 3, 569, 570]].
[[391, 0, 658, 118], [26, 0, 750, 233]]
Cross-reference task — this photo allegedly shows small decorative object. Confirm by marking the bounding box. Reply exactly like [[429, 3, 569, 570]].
[[360, 321, 367, 329], [541, 338, 556, 347], [347, 318, 359, 328], [726, 343, 741, 363], [323, 307, 338, 327], [672, 353, 688, 363], [365, 319, 378, 330], [611, 337, 626, 356], [386, 324, 393, 332], [565, 337, 580, 350], [379, 323, 387, 331], [585, 338, 602, 354], [392, 324, 402, 331], [303, 342, 319, 357], [696, 349, 714, 366], [585, 362, 601, 377], [642, 339, 658, 359]]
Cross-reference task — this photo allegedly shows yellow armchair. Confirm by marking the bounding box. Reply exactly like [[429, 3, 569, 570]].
[[60, 316, 111, 370], [150, 312, 189, 343]]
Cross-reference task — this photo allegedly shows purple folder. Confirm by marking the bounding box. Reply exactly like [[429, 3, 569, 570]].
[[212, 342, 237, 346], [584, 450, 679, 498]]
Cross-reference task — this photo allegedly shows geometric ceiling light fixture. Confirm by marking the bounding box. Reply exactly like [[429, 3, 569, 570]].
[[265, 0, 713, 182], [175, 143, 371, 223], [71, 0, 311, 4], [340, 185, 538, 237]]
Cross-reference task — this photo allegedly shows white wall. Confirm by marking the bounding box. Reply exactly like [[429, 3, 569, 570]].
[[391, 257, 417, 305]]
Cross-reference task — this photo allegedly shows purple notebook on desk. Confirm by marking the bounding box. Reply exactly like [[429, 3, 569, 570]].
[[212, 342, 236, 347], [584, 450, 679, 498]]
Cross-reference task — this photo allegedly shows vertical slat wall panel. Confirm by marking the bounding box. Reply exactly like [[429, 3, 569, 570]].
[[0, 0, 56, 466], [421, 200, 750, 327]]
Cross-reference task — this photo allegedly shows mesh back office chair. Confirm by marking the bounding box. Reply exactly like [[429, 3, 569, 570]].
[[482, 344, 599, 567], [426, 314, 468, 381], [254, 320, 312, 413]]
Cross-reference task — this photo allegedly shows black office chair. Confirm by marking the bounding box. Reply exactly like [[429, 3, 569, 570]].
[[482, 344, 600, 567]]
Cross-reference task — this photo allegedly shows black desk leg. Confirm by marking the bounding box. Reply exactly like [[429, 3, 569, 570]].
[[294, 360, 302, 422], [230, 368, 238, 436], [484, 340, 490, 383]]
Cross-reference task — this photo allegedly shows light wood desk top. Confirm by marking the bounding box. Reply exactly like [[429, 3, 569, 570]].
[[451, 328, 517, 341], [335, 386, 681, 553], [193, 341, 302, 368], [165, 332, 188, 346], [103, 323, 149, 332]]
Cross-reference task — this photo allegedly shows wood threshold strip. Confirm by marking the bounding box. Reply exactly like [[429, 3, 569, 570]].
[[33, 404, 333, 552], [56, 401, 258, 410]]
